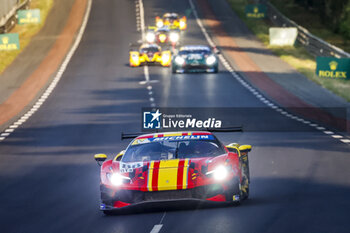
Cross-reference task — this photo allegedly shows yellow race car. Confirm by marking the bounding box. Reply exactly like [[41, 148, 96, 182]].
[[155, 13, 187, 31], [129, 43, 171, 67]]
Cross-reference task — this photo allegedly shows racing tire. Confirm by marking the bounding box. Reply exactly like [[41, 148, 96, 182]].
[[240, 176, 249, 200], [213, 66, 218, 73], [172, 68, 177, 74]]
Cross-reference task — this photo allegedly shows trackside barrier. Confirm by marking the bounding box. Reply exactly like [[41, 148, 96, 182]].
[[265, 1, 350, 58], [0, 0, 30, 34]]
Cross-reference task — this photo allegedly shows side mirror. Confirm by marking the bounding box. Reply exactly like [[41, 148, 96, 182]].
[[94, 154, 107, 166], [239, 145, 252, 152], [226, 143, 240, 148], [226, 143, 240, 153], [212, 46, 220, 54]]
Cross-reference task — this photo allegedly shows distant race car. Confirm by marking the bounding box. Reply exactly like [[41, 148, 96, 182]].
[[172, 45, 219, 73], [94, 130, 252, 215], [155, 13, 187, 30], [129, 43, 171, 67], [146, 26, 180, 47]]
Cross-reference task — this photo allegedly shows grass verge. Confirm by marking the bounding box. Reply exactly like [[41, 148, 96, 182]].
[[0, 0, 54, 74], [227, 0, 350, 102]]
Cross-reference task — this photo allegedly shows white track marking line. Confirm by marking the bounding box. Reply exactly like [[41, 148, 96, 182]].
[[150, 225, 163, 233], [188, 0, 350, 145], [150, 212, 166, 233], [0, 0, 92, 142], [144, 65, 150, 82], [137, 0, 156, 108]]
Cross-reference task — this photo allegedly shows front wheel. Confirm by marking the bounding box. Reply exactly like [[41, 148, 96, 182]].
[[240, 176, 249, 200]]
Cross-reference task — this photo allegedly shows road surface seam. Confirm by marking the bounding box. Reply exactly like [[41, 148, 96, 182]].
[[0, 0, 92, 142], [189, 0, 349, 146]]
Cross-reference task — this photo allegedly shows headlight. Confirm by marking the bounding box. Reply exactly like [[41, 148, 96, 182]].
[[180, 21, 186, 28], [159, 34, 167, 42], [169, 32, 179, 43], [206, 55, 216, 65], [107, 173, 130, 186], [206, 165, 228, 181], [131, 54, 139, 61], [156, 21, 163, 28], [175, 56, 185, 65], [146, 32, 155, 43], [162, 53, 170, 62]]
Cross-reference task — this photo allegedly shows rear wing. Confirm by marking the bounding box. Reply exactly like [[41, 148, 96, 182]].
[[121, 127, 243, 140], [206, 127, 243, 132], [121, 132, 144, 140]]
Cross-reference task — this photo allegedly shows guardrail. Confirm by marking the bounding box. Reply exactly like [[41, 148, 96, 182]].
[[0, 0, 30, 34], [265, 1, 350, 58]]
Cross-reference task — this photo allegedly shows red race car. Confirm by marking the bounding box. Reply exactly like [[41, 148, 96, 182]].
[[94, 130, 251, 215]]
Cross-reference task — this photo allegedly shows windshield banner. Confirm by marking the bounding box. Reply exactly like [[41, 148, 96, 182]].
[[132, 134, 215, 145]]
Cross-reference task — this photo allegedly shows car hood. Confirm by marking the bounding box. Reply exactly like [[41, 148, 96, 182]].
[[115, 154, 228, 191], [182, 54, 206, 63]]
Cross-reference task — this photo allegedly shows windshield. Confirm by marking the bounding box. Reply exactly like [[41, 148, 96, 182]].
[[140, 47, 159, 53], [179, 50, 211, 55], [157, 29, 168, 33], [164, 16, 178, 21], [122, 137, 226, 162]]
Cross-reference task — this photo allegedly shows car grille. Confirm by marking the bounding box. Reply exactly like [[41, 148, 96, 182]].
[[185, 64, 209, 70], [144, 190, 192, 201]]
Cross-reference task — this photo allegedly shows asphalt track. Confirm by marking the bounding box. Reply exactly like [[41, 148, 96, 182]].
[[0, 0, 349, 232]]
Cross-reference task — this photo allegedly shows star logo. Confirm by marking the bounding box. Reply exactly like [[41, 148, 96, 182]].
[[151, 109, 162, 123], [143, 109, 162, 129]]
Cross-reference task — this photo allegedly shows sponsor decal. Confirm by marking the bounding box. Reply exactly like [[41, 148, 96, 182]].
[[152, 134, 214, 141], [17, 9, 41, 24], [233, 195, 240, 201], [316, 57, 350, 80], [120, 162, 143, 173], [0, 33, 20, 51], [131, 134, 215, 145], [269, 27, 298, 46], [142, 108, 222, 130], [245, 4, 266, 19], [188, 53, 203, 60]]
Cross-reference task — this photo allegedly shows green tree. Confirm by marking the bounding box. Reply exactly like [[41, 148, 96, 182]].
[[340, 1, 350, 42], [293, 0, 350, 37]]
